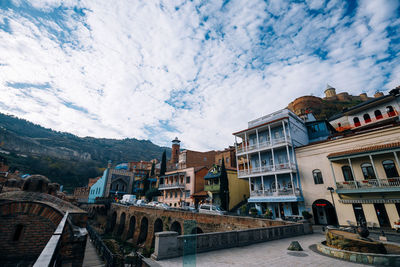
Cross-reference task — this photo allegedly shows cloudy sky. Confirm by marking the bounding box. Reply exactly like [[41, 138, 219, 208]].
[[0, 0, 399, 151]]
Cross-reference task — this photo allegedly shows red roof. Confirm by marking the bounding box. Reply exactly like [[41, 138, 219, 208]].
[[327, 142, 400, 158]]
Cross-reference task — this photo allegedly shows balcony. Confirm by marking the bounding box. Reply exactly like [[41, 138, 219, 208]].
[[204, 184, 220, 192], [236, 138, 290, 155], [158, 182, 185, 190], [336, 177, 400, 193], [248, 188, 303, 202], [238, 162, 296, 178]]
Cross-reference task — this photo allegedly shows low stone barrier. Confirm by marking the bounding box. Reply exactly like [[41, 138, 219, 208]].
[[152, 222, 311, 260], [317, 241, 400, 266]]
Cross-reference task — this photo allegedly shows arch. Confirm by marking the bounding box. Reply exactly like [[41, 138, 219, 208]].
[[151, 218, 164, 248], [363, 114, 371, 123], [108, 212, 117, 233], [312, 199, 338, 225], [361, 163, 376, 179], [312, 169, 323, 184], [374, 110, 383, 120], [353, 117, 361, 127], [387, 106, 395, 117], [137, 217, 149, 244], [117, 212, 126, 236], [191, 227, 203, 234], [170, 221, 182, 235], [127, 216, 136, 240]]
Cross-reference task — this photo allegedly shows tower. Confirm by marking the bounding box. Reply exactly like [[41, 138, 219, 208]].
[[324, 84, 336, 98], [171, 137, 181, 164]]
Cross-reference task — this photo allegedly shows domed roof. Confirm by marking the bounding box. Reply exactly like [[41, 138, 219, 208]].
[[22, 175, 50, 193]]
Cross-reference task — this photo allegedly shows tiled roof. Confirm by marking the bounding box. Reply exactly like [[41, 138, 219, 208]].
[[327, 142, 400, 158]]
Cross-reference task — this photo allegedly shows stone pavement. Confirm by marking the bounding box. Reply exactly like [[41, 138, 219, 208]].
[[83, 237, 105, 267], [157, 232, 369, 267]]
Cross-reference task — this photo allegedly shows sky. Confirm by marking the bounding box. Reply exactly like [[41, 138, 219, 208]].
[[0, 0, 399, 151]]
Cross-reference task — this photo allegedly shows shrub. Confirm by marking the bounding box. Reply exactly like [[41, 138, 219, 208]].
[[302, 210, 313, 220]]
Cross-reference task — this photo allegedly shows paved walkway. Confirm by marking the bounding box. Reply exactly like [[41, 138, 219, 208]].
[[83, 238, 105, 267], [157, 232, 370, 267]]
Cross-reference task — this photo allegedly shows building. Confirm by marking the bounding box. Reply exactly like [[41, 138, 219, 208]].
[[296, 120, 400, 228], [329, 87, 400, 132], [233, 108, 309, 218], [73, 186, 89, 203], [215, 146, 236, 169], [158, 166, 208, 207], [204, 164, 249, 210]]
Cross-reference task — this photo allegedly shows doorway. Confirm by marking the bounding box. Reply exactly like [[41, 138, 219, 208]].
[[312, 199, 338, 225], [352, 204, 366, 226], [374, 203, 391, 228]]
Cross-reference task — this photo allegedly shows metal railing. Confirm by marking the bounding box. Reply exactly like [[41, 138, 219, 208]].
[[336, 177, 400, 190], [236, 138, 290, 154], [250, 188, 301, 197], [238, 163, 296, 177], [159, 182, 185, 189], [87, 224, 118, 267]]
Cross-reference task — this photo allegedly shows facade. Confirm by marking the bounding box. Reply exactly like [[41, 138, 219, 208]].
[[204, 164, 250, 210], [158, 167, 208, 207], [73, 186, 89, 203], [177, 150, 216, 170], [296, 124, 400, 228], [233, 108, 309, 218], [329, 87, 400, 132], [215, 146, 236, 169]]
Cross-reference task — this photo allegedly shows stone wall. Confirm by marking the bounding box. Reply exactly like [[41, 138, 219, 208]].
[[152, 223, 310, 260]]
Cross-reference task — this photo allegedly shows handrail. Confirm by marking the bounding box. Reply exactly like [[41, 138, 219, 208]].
[[87, 224, 118, 267]]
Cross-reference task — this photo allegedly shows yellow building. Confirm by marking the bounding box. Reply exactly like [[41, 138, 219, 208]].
[[204, 165, 250, 211], [296, 124, 400, 228]]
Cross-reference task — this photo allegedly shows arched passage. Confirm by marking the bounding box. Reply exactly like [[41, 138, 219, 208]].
[[152, 218, 164, 248], [191, 227, 203, 234], [312, 199, 338, 225], [137, 217, 149, 244], [117, 212, 126, 236], [127, 216, 136, 240], [171, 221, 182, 235], [108, 212, 117, 233]]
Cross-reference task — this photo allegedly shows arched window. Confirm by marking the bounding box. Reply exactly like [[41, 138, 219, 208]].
[[353, 117, 361, 127], [363, 114, 371, 123], [342, 166, 354, 181], [374, 110, 383, 120], [312, 169, 324, 184], [382, 160, 399, 178], [361, 163, 376, 179], [387, 106, 395, 117]]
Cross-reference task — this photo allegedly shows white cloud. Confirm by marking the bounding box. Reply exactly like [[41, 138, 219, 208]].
[[0, 0, 399, 151]]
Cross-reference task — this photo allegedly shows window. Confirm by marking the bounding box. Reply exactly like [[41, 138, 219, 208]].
[[170, 191, 173, 198], [312, 169, 324, 184], [186, 176, 190, 183], [180, 191, 183, 197], [342, 166, 354, 181], [382, 160, 399, 178], [175, 191, 178, 198], [363, 114, 371, 123], [185, 190, 190, 197], [12, 224, 24, 241], [374, 110, 383, 120], [219, 159, 222, 164], [361, 163, 376, 179], [203, 157, 207, 161], [387, 106, 395, 117], [353, 117, 361, 127], [226, 157, 229, 163]]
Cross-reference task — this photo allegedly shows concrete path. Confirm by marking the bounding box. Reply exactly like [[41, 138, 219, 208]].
[[83, 238, 105, 267], [157, 232, 370, 267]]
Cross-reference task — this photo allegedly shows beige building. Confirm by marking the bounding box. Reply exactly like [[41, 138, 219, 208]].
[[296, 124, 400, 228]]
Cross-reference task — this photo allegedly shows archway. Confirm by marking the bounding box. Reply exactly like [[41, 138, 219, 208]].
[[127, 216, 136, 240], [171, 221, 182, 235], [152, 218, 163, 248], [137, 217, 149, 244], [108, 212, 117, 233], [191, 227, 203, 234], [117, 212, 126, 236], [312, 199, 338, 225]]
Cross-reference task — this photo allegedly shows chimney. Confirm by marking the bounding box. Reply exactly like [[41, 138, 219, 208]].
[[171, 137, 181, 164]]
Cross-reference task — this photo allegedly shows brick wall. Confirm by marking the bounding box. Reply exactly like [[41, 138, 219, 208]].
[[184, 150, 216, 169]]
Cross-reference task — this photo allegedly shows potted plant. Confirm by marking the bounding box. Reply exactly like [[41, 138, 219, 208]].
[[302, 211, 313, 222], [264, 209, 273, 219], [249, 207, 258, 216]]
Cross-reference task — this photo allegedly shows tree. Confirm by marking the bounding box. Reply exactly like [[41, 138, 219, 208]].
[[143, 172, 150, 197], [150, 162, 155, 177], [160, 150, 167, 176], [145, 188, 161, 202], [219, 158, 229, 211]]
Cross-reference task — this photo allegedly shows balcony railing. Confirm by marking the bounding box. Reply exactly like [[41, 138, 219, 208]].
[[238, 163, 296, 177], [236, 138, 290, 154], [250, 188, 301, 197], [336, 177, 400, 191], [204, 184, 220, 192], [159, 182, 185, 189]]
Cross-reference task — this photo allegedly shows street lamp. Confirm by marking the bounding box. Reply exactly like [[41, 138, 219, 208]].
[[326, 187, 335, 209]]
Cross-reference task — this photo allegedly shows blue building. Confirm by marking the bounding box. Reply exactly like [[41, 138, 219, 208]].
[[88, 167, 110, 203], [233, 109, 309, 218]]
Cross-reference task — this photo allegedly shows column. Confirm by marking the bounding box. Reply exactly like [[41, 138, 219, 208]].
[[244, 132, 250, 174], [329, 161, 337, 185], [394, 152, 400, 175], [282, 120, 291, 166], [256, 128, 260, 149], [348, 158, 358, 188], [261, 176, 265, 195], [268, 124, 272, 146], [235, 136, 240, 173], [290, 172, 295, 195], [248, 177, 252, 195], [369, 154, 380, 186], [274, 174, 278, 193]]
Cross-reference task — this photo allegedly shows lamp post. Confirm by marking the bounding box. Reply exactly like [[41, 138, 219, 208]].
[[327, 186, 338, 225]]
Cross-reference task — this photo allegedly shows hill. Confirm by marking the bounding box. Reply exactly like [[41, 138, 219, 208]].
[[0, 113, 170, 192]]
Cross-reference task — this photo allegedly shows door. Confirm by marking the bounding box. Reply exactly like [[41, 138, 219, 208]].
[[279, 203, 285, 218], [374, 204, 391, 228], [316, 206, 327, 225], [352, 204, 366, 226]]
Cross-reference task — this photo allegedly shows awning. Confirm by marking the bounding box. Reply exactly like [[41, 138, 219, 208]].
[[339, 198, 400, 204], [327, 142, 400, 160]]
